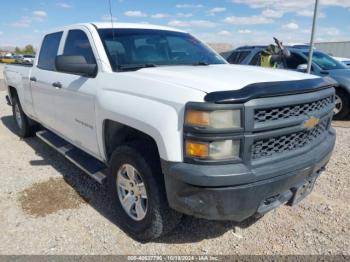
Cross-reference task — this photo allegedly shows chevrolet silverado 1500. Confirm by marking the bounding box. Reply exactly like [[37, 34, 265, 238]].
[[4, 23, 336, 241]]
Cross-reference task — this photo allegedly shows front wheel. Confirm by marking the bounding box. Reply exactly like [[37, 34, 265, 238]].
[[108, 142, 182, 241], [334, 89, 349, 120]]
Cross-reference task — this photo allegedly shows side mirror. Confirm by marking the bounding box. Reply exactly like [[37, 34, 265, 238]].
[[296, 64, 308, 72], [55, 55, 97, 77]]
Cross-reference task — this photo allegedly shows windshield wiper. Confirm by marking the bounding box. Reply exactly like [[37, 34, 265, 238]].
[[192, 61, 210, 66], [118, 63, 158, 71]]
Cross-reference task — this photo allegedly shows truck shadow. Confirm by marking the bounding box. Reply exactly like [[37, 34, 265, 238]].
[[1, 115, 261, 244]]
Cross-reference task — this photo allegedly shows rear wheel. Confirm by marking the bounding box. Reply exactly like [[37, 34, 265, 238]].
[[108, 141, 182, 241], [334, 89, 349, 120], [12, 96, 36, 137]]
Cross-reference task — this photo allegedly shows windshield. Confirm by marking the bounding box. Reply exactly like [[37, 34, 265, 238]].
[[303, 51, 347, 70], [98, 29, 226, 71]]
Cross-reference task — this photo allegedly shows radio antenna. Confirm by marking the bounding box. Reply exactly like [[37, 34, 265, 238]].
[[108, 0, 116, 40], [107, 0, 119, 70]]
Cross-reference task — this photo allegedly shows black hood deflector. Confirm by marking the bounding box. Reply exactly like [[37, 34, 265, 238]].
[[204, 77, 337, 104]]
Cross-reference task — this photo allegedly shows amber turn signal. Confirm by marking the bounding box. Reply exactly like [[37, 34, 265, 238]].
[[185, 141, 209, 158], [185, 110, 210, 127]]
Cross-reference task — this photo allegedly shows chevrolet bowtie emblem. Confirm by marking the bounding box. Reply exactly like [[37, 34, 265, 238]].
[[304, 116, 320, 129]]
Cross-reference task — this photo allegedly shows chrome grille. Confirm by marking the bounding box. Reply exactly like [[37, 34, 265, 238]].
[[252, 117, 330, 160], [254, 95, 334, 123]]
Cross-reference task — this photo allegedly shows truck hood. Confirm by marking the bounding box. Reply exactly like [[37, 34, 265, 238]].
[[133, 64, 317, 93]]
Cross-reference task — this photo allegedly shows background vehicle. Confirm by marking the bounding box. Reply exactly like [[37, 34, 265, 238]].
[[334, 57, 350, 67], [4, 23, 336, 241], [0, 54, 16, 64], [223, 46, 350, 119], [14, 54, 36, 65], [22, 54, 35, 64]]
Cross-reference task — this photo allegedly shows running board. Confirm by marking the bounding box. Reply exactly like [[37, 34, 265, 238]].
[[36, 130, 107, 184]]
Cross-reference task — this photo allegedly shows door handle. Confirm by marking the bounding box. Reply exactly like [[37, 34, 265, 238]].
[[52, 82, 62, 89], [30, 77, 37, 82]]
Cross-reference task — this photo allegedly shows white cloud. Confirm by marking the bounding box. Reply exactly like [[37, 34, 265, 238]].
[[124, 10, 147, 17], [262, 9, 284, 18], [323, 27, 340, 36], [208, 7, 227, 14], [168, 20, 218, 28], [232, 0, 350, 15], [176, 13, 193, 18], [176, 4, 204, 8], [56, 2, 72, 8], [224, 15, 273, 25], [32, 10, 47, 18], [296, 10, 326, 18], [101, 15, 117, 22], [238, 29, 252, 34], [218, 30, 232, 36], [283, 22, 299, 30], [11, 16, 32, 27], [151, 13, 169, 19]]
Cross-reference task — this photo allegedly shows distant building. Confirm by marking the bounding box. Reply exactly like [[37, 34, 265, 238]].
[[315, 41, 350, 58]]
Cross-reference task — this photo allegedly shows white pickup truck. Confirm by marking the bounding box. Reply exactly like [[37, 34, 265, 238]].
[[4, 23, 336, 241]]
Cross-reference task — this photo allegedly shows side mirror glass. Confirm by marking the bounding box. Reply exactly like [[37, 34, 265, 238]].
[[296, 64, 308, 72], [55, 55, 97, 77]]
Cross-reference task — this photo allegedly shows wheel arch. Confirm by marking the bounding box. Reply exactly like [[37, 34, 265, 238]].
[[103, 119, 162, 164]]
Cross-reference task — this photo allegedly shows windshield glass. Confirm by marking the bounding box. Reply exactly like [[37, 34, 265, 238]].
[[303, 51, 347, 70], [98, 29, 226, 71]]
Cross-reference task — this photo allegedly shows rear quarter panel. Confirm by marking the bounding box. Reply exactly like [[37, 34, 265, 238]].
[[4, 65, 34, 116]]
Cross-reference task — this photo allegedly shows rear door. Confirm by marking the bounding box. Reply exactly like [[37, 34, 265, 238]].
[[31, 31, 63, 128]]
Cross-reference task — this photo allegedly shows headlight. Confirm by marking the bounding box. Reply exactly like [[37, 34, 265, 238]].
[[185, 139, 240, 160], [185, 109, 241, 129]]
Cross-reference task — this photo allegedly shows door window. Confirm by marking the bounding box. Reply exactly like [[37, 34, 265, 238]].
[[228, 51, 250, 64], [285, 52, 307, 69], [37, 32, 63, 71], [249, 51, 262, 66], [63, 30, 96, 64]]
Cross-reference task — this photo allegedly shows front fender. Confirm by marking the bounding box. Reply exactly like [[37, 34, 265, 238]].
[[330, 76, 350, 95], [95, 90, 187, 162]]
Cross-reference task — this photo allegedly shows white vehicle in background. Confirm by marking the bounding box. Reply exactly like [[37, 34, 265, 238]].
[[334, 57, 350, 67], [22, 55, 35, 65], [3, 23, 337, 241]]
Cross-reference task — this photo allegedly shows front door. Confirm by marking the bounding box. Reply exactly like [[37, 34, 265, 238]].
[[52, 28, 100, 158]]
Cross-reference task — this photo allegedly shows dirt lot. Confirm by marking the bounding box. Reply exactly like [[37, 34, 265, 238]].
[[0, 63, 5, 91], [0, 66, 349, 255]]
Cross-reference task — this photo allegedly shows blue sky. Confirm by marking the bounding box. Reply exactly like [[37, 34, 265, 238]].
[[0, 0, 349, 48]]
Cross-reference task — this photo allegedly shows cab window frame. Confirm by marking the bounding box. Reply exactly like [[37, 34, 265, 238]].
[[37, 31, 64, 71]]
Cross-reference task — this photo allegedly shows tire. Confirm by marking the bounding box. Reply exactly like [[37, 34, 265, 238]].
[[334, 89, 349, 120], [12, 95, 36, 138], [108, 141, 182, 241]]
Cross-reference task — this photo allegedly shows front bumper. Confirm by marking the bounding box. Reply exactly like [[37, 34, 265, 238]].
[[162, 129, 335, 221]]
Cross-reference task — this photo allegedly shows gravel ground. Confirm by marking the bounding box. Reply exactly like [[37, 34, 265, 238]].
[[0, 69, 349, 255], [0, 63, 5, 91]]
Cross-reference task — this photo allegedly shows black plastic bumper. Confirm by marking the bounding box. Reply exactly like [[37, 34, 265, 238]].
[[162, 129, 335, 221]]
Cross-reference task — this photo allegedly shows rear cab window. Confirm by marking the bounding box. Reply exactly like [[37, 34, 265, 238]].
[[37, 32, 63, 71]]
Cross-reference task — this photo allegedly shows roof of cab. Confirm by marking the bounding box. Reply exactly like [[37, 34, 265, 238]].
[[45, 22, 186, 35], [92, 22, 185, 33]]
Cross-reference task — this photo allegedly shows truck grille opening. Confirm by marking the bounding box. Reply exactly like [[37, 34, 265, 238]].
[[252, 117, 330, 160], [254, 95, 334, 123]]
